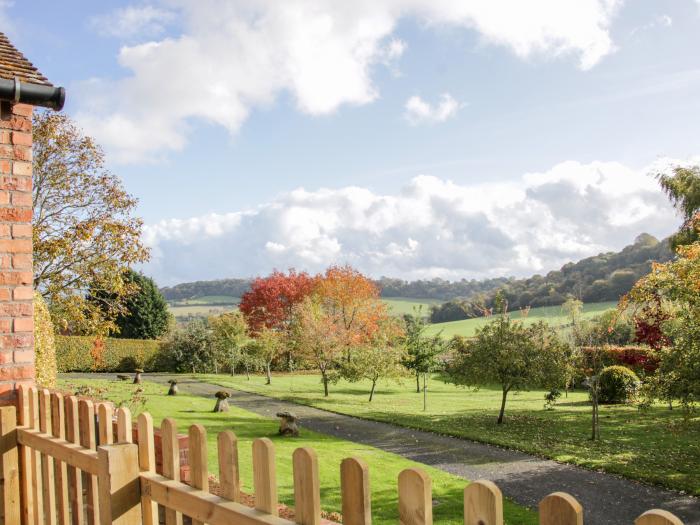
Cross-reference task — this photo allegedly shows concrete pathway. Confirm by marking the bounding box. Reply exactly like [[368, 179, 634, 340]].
[[63, 373, 700, 524]]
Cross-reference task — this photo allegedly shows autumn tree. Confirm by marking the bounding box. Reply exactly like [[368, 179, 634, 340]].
[[33, 112, 148, 334], [315, 265, 385, 363], [290, 297, 344, 396], [344, 317, 407, 402], [210, 311, 250, 375], [447, 317, 568, 424]]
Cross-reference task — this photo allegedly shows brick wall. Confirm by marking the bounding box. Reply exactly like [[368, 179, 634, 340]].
[[0, 103, 34, 405]]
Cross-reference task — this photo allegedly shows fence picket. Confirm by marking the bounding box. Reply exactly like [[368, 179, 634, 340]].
[[539, 492, 583, 525], [253, 437, 278, 516], [161, 418, 183, 525], [217, 430, 240, 503], [635, 510, 684, 525], [398, 468, 432, 525], [341, 457, 371, 525], [51, 393, 71, 525], [17, 384, 35, 525], [464, 480, 503, 525], [0, 406, 20, 525], [137, 413, 159, 525], [116, 408, 132, 443], [78, 399, 99, 525], [40, 389, 58, 525], [97, 444, 142, 525], [189, 424, 209, 525], [64, 396, 84, 525], [293, 447, 321, 525], [28, 387, 45, 525], [97, 404, 113, 446]]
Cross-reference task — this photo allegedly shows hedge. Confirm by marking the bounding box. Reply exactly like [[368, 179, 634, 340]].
[[56, 336, 164, 373], [34, 293, 57, 388], [581, 345, 659, 375]]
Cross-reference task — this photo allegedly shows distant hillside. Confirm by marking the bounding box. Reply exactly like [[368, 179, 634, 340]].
[[429, 233, 673, 322], [159, 233, 673, 308]]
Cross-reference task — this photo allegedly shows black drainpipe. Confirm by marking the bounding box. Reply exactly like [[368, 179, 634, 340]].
[[0, 77, 65, 111]]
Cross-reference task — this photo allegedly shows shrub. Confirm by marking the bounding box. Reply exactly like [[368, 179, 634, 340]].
[[580, 346, 658, 376], [56, 335, 163, 372], [34, 292, 57, 388], [598, 365, 639, 404]]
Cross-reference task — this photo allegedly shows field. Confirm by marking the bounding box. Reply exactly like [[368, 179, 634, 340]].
[[56, 378, 536, 525], [197, 371, 700, 495], [424, 301, 617, 338], [382, 297, 441, 315]]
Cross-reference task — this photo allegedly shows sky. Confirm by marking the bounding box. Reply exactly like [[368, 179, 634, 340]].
[[8, 0, 700, 285]]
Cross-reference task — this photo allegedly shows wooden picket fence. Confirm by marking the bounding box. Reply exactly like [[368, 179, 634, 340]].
[[0, 385, 686, 525]]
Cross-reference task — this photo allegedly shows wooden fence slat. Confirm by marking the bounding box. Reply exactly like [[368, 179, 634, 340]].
[[28, 387, 45, 525], [79, 399, 99, 525], [97, 404, 113, 446], [189, 424, 209, 525], [64, 396, 84, 525], [116, 408, 132, 443], [218, 430, 240, 503], [539, 492, 583, 525], [51, 393, 71, 525], [137, 412, 159, 525], [635, 510, 684, 525], [97, 444, 142, 525], [464, 480, 502, 525], [17, 384, 34, 525], [293, 447, 321, 525], [161, 418, 183, 525], [398, 468, 432, 525], [340, 457, 371, 525], [40, 389, 57, 525], [253, 438, 278, 516], [0, 406, 20, 525]]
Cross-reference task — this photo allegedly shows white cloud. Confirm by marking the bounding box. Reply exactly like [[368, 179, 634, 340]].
[[90, 5, 174, 39], [75, 0, 622, 162], [141, 158, 681, 285], [404, 93, 462, 125]]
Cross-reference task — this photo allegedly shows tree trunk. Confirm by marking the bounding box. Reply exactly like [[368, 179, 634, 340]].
[[369, 380, 377, 402], [416, 371, 420, 393], [245, 364, 250, 380], [322, 372, 329, 397], [497, 387, 509, 424], [265, 363, 271, 385]]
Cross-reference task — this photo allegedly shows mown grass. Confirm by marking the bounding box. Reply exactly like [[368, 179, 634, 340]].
[[197, 372, 700, 495], [382, 297, 441, 316], [424, 301, 617, 338], [56, 378, 537, 525]]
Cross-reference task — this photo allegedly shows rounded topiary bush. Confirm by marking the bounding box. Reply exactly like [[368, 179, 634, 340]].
[[598, 365, 639, 404]]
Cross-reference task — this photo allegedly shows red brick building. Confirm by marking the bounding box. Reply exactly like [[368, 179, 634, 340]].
[[0, 33, 64, 404]]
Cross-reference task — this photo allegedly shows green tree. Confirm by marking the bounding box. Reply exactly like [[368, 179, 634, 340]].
[[656, 165, 700, 248], [447, 317, 568, 424], [110, 270, 171, 339], [32, 112, 148, 335], [249, 327, 285, 385], [209, 312, 250, 375], [402, 308, 447, 394], [163, 319, 213, 373]]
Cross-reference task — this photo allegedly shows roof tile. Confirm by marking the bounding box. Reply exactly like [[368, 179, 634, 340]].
[[0, 32, 51, 86]]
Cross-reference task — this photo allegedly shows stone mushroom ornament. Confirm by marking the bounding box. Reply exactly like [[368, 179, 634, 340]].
[[213, 391, 230, 412], [133, 368, 144, 384], [167, 379, 178, 396], [276, 411, 300, 437]]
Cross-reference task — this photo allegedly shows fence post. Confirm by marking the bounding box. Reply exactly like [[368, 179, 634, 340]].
[[161, 418, 183, 525], [635, 510, 684, 525], [0, 406, 20, 525], [189, 424, 208, 525], [79, 399, 99, 525], [17, 385, 34, 525], [137, 413, 158, 525], [39, 389, 57, 525], [341, 457, 371, 525], [539, 492, 583, 525], [65, 396, 84, 525], [218, 430, 240, 503], [293, 447, 321, 525], [51, 392, 70, 525], [97, 443, 142, 525], [464, 480, 503, 525], [398, 468, 432, 525], [253, 437, 278, 516]]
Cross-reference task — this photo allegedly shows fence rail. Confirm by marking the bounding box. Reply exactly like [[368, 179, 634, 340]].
[[0, 385, 686, 525]]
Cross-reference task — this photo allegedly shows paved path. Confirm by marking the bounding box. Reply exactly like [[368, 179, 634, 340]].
[[64, 373, 700, 524]]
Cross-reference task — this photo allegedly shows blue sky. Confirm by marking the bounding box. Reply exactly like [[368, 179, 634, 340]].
[[8, 1, 700, 284]]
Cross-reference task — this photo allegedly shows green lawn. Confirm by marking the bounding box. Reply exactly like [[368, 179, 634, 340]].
[[168, 304, 238, 318], [424, 301, 617, 338], [56, 378, 536, 525], [196, 372, 700, 495], [382, 297, 441, 316]]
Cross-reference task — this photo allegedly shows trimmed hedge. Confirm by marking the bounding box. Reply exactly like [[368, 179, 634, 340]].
[[599, 365, 640, 404], [34, 293, 57, 388], [581, 345, 658, 375], [56, 336, 163, 372]]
